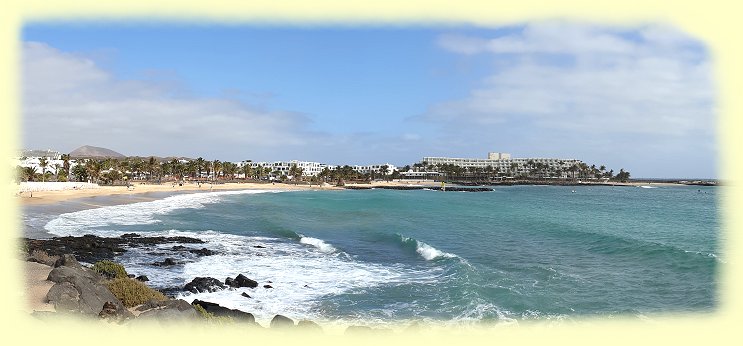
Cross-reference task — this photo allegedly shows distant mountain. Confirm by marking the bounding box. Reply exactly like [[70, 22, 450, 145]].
[[69, 145, 125, 158]]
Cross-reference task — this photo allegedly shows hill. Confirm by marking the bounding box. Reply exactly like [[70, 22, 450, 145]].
[[69, 145, 126, 159]]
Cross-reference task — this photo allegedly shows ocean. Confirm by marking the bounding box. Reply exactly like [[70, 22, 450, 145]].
[[24, 185, 720, 326]]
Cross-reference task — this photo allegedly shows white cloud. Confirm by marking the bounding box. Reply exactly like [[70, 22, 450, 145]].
[[22, 42, 315, 158], [427, 22, 717, 177], [430, 22, 715, 137]]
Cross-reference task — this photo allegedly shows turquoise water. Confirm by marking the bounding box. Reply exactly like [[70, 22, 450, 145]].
[[36, 185, 719, 324]]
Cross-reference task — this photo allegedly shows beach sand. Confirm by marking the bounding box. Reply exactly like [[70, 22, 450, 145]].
[[16, 181, 343, 206]]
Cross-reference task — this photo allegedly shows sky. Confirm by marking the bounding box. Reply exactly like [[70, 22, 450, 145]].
[[21, 21, 717, 178]]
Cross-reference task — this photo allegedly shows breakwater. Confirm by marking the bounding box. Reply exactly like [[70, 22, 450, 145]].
[[343, 185, 493, 192]]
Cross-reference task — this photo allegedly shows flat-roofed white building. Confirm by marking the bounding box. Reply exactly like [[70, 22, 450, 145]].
[[422, 153, 584, 178], [242, 160, 327, 177], [352, 163, 398, 175]]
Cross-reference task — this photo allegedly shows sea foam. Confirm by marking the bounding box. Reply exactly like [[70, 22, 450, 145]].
[[299, 235, 337, 253], [399, 235, 457, 261], [44, 189, 280, 236]]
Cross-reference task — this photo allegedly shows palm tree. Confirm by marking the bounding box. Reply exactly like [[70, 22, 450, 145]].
[[147, 156, 158, 181], [212, 160, 222, 181], [22, 166, 37, 182], [242, 163, 254, 181], [85, 159, 101, 184], [194, 157, 205, 179], [38, 157, 48, 182], [379, 165, 389, 181], [51, 163, 62, 181], [170, 158, 181, 180], [61, 154, 71, 177]]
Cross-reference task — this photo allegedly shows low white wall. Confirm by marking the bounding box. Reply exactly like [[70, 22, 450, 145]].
[[18, 182, 100, 192]]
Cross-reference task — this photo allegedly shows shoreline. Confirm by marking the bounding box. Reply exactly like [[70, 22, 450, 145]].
[[16, 181, 342, 206], [14, 179, 705, 207]]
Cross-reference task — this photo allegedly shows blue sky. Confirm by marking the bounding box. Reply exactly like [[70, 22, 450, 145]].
[[21, 22, 716, 178]]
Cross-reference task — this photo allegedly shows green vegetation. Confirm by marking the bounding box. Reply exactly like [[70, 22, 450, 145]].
[[104, 277, 168, 308], [92, 260, 128, 279]]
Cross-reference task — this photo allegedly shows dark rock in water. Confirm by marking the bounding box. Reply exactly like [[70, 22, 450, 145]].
[[127, 274, 135, 278], [183, 277, 226, 293], [153, 257, 178, 266], [191, 299, 255, 323], [270, 314, 294, 328], [189, 247, 216, 256], [23, 234, 205, 264], [133, 299, 200, 323], [267, 280, 272, 283], [263, 284, 273, 289], [225, 277, 235, 287], [253, 245, 265, 248], [135, 275, 149, 282], [46, 263, 131, 319], [234, 274, 258, 288], [241, 292, 251, 298], [297, 320, 322, 332], [172, 245, 187, 250]]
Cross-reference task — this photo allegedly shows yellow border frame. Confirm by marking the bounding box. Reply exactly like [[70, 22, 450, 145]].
[[2, 1, 738, 344]]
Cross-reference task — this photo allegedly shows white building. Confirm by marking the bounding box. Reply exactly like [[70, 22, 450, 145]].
[[242, 160, 328, 177], [352, 163, 398, 176], [422, 153, 584, 178]]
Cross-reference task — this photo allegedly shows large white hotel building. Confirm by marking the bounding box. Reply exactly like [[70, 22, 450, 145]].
[[421, 152, 584, 178]]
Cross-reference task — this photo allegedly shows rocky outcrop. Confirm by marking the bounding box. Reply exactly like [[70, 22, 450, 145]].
[[24, 234, 205, 264], [226, 274, 258, 289], [134, 299, 201, 322], [98, 301, 129, 322], [191, 299, 255, 323], [183, 277, 226, 293], [45, 255, 132, 319], [153, 258, 178, 266], [270, 314, 295, 328]]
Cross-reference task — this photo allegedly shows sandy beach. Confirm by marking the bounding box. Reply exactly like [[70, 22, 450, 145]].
[[16, 181, 343, 206]]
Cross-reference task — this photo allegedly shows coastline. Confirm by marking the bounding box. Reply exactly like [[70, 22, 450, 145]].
[[14, 179, 697, 207], [16, 181, 343, 206]]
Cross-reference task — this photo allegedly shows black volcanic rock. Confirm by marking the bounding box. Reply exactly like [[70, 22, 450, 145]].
[[153, 257, 178, 266], [188, 248, 216, 256], [191, 299, 255, 323], [183, 277, 226, 294], [233, 274, 258, 288], [22, 235, 205, 264]]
